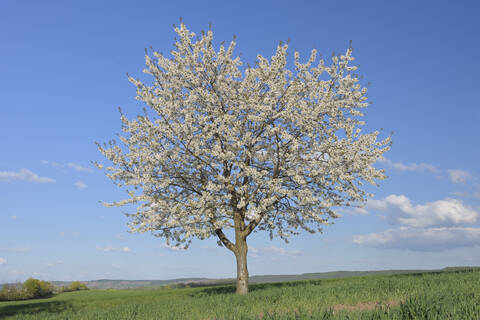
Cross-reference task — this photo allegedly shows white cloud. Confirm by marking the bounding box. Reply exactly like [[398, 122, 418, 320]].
[[337, 206, 369, 215], [41, 160, 93, 173], [67, 162, 93, 173], [353, 195, 480, 251], [46, 260, 64, 268], [0, 258, 7, 265], [353, 227, 480, 251], [447, 169, 472, 184], [74, 181, 88, 190], [9, 270, 26, 276], [378, 158, 438, 173], [97, 246, 130, 253], [162, 243, 186, 251], [0, 169, 55, 183], [452, 191, 469, 197], [249, 246, 302, 258], [365, 195, 478, 228], [452, 191, 480, 198], [40, 160, 63, 168]]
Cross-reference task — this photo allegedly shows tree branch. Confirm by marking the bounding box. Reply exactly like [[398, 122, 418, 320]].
[[215, 228, 236, 252], [243, 196, 284, 237]]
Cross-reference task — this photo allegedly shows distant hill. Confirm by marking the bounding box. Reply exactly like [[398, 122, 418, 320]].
[[249, 269, 441, 283], [50, 278, 217, 290], [2, 266, 479, 290]]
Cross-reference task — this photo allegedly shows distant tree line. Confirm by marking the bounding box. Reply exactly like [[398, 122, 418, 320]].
[[0, 278, 88, 301]]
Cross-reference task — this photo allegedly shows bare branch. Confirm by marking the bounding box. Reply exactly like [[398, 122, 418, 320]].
[[215, 228, 236, 252]]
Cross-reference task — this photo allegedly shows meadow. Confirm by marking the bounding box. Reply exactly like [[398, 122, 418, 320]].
[[0, 269, 479, 319]]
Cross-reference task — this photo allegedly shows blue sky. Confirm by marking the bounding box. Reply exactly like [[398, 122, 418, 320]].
[[1, 0, 479, 283]]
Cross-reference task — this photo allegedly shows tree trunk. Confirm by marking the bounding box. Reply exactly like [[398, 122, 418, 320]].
[[235, 235, 249, 295]]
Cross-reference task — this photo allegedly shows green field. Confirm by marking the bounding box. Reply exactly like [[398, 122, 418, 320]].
[[1, 269, 479, 319]]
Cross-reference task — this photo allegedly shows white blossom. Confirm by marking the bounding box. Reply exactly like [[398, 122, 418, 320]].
[[95, 22, 391, 248]]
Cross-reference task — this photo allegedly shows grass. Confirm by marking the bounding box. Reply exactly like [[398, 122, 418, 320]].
[[0, 269, 479, 319]]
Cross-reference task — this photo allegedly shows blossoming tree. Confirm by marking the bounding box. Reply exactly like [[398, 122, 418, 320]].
[[95, 22, 391, 294]]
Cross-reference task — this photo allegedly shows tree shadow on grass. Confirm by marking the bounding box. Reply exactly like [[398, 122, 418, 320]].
[[198, 280, 319, 296], [199, 285, 236, 295], [0, 301, 72, 319]]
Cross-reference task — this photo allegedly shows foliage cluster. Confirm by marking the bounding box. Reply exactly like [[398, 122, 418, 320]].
[[22, 279, 53, 299], [58, 281, 89, 293], [0, 279, 88, 301], [0, 284, 25, 302], [0, 278, 53, 301], [0, 269, 479, 319]]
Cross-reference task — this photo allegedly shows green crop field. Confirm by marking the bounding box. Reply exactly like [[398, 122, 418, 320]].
[[1, 269, 479, 319]]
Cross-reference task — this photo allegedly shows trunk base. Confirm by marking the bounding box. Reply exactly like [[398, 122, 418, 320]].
[[236, 278, 248, 295]]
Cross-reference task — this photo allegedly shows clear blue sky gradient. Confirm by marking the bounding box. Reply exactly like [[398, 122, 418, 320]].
[[1, 0, 479, 283]]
